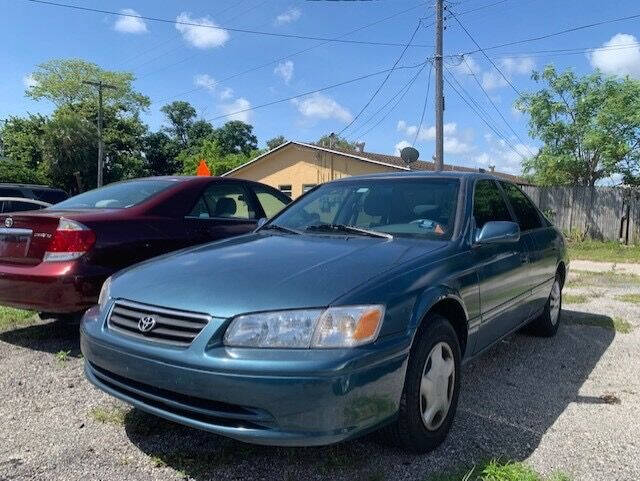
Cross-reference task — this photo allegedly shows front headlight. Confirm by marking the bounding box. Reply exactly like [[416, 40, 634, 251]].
[[98, 276, 112, 311], [223, 305, 384, 348]]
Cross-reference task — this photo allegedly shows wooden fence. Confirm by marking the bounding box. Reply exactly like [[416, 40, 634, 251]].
[[521, 186, 640, 243]]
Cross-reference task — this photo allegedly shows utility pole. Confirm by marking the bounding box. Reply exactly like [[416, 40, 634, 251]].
[[83, 80, 116, 187], [434, 0, 444, 171]]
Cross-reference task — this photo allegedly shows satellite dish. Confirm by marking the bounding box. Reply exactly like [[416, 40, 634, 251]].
[[400, 146, 419, 165]]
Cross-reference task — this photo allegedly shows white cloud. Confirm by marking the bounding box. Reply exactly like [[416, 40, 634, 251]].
[[473, 133, 537, 175], [274, 60, 294, 84], [22, 74, 37, 89], [481, 71, 508, 90], [451, 55, 481, 76], [219, 87, 234, 100], [275, 7, 301, 25], [220, 97, 252, 123], [589, 33, 640, 78], [397, 120, 472, 154], [175, 12, 229, 49], [114, 8, 148, 34], [194, 73, 216, 91], [500, 56, 535, 75], [394, 140, 412, 156], [291, 93, 353, 123]]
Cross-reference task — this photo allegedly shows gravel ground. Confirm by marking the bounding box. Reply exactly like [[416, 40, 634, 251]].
[[1, 268, 638, 481]]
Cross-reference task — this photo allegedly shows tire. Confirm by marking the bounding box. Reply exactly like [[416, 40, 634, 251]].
[[382, 314, 461, 453], [528, 275, 562, 337]]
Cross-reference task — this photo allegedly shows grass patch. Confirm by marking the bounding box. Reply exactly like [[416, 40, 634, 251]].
[[566, 270, 640, 288], [427, 460, 570, 481], [55, 350, 71, 363], [615, 293, 640, 304], [563, 294, 588, 304], [0, 306, 38, 331], [568, 241, 640, 263], [566, 313, 632, 334], [89, 406, 128, 425]]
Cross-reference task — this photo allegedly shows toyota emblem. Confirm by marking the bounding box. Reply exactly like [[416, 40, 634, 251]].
[[138, 316, 157, 333], [4, 218, 13, 228]]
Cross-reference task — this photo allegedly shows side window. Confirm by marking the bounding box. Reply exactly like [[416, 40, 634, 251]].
[[188, 183, 255, 219], [0, 188, 23, 197], [4, 201, 42, 213], [473, 180, 513, 229], [252, 185, 290, 218], [500, 182, 542, 231]]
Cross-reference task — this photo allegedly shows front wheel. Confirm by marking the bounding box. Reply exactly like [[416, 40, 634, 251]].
[[382, 314, 461, 453], [528, 276, 562, 337]]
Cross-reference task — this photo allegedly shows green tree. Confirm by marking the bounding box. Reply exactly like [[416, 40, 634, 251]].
[[266, 135, 287, 150], [316, 133, 356, 151], [26, 58, 149, 112], [0, 115, 49, 184], [160, 101, 197, 149], [516, 65, 640, 186], [180, 139, 257, 176], [143, 132, 181, 176], [212, 121, 258, 156]]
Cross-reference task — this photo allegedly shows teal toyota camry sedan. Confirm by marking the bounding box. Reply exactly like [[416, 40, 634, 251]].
[[81, 171, 567, 453]]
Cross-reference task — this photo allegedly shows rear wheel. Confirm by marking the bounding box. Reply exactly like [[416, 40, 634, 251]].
[[382, 314, 461, 453], [528, 276, 562, 337]]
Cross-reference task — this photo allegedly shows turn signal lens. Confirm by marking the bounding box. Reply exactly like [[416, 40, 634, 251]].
[[312, 305, 384, 348], [44, 218, 96, 262]]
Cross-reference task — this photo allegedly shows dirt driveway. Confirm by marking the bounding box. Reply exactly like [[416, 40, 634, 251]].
[[0, 268, 638, 481]]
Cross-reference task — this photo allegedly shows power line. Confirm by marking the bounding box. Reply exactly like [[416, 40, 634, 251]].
[[359, 64, 428, 140], [348, 63, 427, 141], [338, 20, 424, 137], [443, 69, 527, 162], [449, 9, 521, 96], [25, 0, 433, 49], [459, 56, 534, 156], [204, 62, 427, 122], [459, 11, 640, 55], [413, 62, 433, 146], [484, 42, 640, 60], [152, 1, 432, 103]]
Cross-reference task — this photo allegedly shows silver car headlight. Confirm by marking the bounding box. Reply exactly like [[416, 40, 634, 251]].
[[98, 276, 112, 311], [223, 305, 385, 348]]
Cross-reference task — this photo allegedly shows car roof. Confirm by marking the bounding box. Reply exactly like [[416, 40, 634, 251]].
[[330, 170, 515, 184]]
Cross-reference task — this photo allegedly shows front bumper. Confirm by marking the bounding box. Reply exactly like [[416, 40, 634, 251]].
[[81, 305, 410, 446], [0, 261, 106, 313]]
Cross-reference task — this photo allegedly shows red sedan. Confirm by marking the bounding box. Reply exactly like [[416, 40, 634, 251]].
[[0, 176, 290, 319]]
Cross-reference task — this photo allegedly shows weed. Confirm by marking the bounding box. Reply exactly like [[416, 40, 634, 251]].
[[615, 293, 640, 304], [0, 307, 37, 331], [426, 460, 571, 481], [89, 406, 128, 425], [565, 313, 632, 334], [563, 294, 588, 304], [55, 350, 71, 363]]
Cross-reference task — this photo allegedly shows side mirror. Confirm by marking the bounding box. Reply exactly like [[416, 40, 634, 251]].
[[475, 221, 520, 244], [255, 217, 268, 230]]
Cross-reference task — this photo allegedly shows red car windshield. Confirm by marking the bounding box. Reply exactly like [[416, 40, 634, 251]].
[[51, 180, 175, 209]]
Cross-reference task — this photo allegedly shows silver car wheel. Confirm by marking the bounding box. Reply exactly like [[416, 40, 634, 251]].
[[549, 280, 561, 325], [420, 341, 455, 431]]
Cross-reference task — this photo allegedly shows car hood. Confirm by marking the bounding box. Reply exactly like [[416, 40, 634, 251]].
[[111, 232, 447, 318]]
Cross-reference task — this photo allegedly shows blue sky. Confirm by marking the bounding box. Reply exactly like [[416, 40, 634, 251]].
[[2, 0, 640, 175]]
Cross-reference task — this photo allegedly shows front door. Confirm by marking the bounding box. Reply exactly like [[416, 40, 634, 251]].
[[184, 181, 259, 245], [472, 179, 533, 354]]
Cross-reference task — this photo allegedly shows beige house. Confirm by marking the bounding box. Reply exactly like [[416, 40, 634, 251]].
[[223, 141, 527, 199]]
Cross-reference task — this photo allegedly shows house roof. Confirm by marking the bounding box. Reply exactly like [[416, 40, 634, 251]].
[[222, 141, 530, 185]]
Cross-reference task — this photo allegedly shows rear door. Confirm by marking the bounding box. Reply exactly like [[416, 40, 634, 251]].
[[472, 179, 533, 354], [184, 181, 259, 244], [499, 181, 555, 316]]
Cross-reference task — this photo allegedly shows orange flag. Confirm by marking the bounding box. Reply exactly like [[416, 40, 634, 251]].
[[196, 160, 211, 176]]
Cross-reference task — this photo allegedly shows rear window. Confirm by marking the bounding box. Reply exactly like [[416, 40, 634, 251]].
[[52, 180, 174, 209], [32, 189, 68, 204]]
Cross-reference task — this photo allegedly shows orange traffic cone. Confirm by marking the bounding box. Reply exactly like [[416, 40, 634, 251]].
[[196, 160, 211, 176]]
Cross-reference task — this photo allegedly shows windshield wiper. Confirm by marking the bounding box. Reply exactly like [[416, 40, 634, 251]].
[[259, 224, 303, 235], [305, 224, 392, 239]]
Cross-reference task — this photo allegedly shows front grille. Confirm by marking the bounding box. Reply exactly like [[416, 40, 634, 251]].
[[107, 300, 211, 347]]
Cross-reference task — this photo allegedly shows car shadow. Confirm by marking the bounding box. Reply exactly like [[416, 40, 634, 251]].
[[123, 309, 617, 481], [0, 316, 82, 357]]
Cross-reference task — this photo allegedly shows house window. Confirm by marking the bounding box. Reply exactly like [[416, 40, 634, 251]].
[[278, 185, 292, 196], [302, 184, 317, 194]]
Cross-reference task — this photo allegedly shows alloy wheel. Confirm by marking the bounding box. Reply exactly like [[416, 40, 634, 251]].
[[420, 341, 455, 431]]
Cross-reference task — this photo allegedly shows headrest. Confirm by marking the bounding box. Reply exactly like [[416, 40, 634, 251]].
[[214, 197, 237, 217], [363, 191, 388, 217]]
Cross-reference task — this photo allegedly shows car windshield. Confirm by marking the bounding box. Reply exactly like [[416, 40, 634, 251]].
[[270, 178, 460, 240], [51, 180, 174, 209]]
